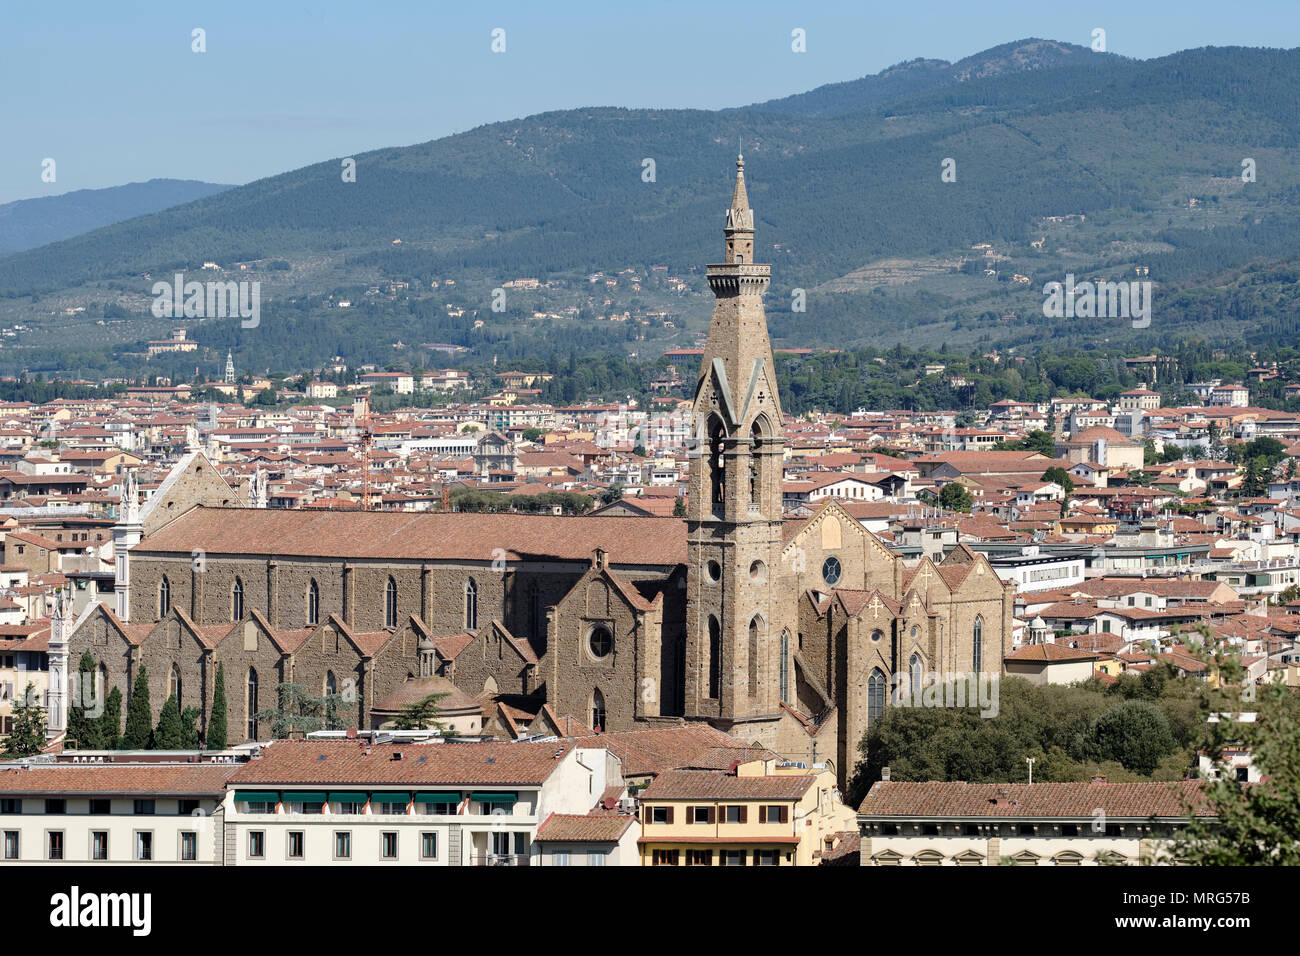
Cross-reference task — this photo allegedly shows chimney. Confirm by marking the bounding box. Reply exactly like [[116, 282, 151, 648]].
[[1091, 773, 1107, 784], [881, 766, 891, 782]]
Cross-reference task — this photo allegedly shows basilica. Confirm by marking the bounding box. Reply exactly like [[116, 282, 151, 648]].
[[49, 156, 1013, 785]]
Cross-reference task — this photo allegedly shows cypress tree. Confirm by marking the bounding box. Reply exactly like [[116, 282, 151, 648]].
[[98, 686, 123, 749], [154, 693, 183, 750], [180, 706, 202, 749], [207, 662, 228, 750], [66, 650, 102, 749], [122, 665, 153, 749]]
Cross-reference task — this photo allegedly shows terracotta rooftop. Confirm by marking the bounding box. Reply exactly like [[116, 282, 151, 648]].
[[136, 506, 687, 567], [858, 780, 1209, 818]]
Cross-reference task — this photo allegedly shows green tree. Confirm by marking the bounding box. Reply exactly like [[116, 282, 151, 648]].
[[122, 664, 153, 749], [180, 706, 202, 749], [392, 693, 448, 731], [1041, 466, 1075, 494], [207, 662, 228, 750], [66, 650, 103, 749], [672, 496, 686, 517], [1171, 682, 1300, 864], [2, 683, 46, 757], [257, 682, 349, 739], [98, 686, 123, 749], [154, 693, 183, 749], [1090, 700, 1175, 775], [939, 481, 973, 513]]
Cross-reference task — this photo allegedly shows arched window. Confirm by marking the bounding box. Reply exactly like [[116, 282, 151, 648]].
[[708, 615, 722, 699], [591, 688, 606, 732], [324, 670, 337, 697], [707, 417, 726, 507], [867, 668, 887, 720], [748, 616, 761, 698], [231, 577, 244, 622], [306, 579, 319, 626], [973, 616, 984, 673], [158, 576, 171, 617], [464, 578, 478, 631], [245, 668, 259, 740], [909, 653, 922, 702], [779, 629, 790, 702], [385, 577, 398, 628], [749, 421, 761, 508], [169, 664, 182, 707]]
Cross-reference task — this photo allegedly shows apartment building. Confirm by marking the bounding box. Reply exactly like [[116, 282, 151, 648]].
[[0, 760, 238, 864], [636, 758, 856, 866], [221, 738, 623, 866], [857, 778, 1211, 866]]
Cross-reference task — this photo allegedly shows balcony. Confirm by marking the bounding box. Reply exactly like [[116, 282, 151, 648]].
[[470, 853, 530, 866]]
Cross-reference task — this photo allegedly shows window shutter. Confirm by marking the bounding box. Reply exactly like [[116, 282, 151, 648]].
[[739, 805, 747, 824], [759, 806, 767, 824], [707, 806, 715, 825], [666, 806, 674, 825], [685, 806, 692, 824], [780, 805, 789, 824]]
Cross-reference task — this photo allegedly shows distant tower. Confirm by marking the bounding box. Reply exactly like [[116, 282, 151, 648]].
[[683, 154, 787, 739], [224, 350, 235, 384], [114, 472, 143, 621], [249, 468, 268, 509], [47, 587, 72, 736]]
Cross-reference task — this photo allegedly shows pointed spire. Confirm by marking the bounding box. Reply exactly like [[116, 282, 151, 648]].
[[726, 152, 752, 232]]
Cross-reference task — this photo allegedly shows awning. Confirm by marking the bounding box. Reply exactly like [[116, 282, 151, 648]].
[[284, 792, 327, 803], [470, 792, 518, 803], [328, 792, 369, 803], [413, 792, 461, 804], [370, 792, 410, 803], [233, 791, 280, 803]]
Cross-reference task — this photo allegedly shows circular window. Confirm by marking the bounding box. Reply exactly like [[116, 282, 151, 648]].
[[749, 560, 766, 583], [821, 556, 842, 586], [588, 626, 613, 659], [706, 560, 722, 583]]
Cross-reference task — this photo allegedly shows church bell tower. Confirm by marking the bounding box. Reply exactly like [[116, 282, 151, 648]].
[[683, 154, 787, 736]]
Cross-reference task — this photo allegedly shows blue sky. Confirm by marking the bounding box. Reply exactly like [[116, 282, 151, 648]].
[[4, 0, 1299, 204]]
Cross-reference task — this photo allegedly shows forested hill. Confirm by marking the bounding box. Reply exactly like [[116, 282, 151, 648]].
[[0, 179, 233, 256], [4, 40, 1300, 373]]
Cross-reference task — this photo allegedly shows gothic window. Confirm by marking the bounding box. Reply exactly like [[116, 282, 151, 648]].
[[591, 688, 606, 732], [231, 577, 244, 622], [306, 580, 319, 626], [169, 665, 182, 707], [464, 578, 478, 631], [973, 616, 984, 673], [708, 417, 725, 506], [708, 616, 722, 699], [385, 577, 398, 629], [529, 583, 542, 642], [158, 577, 170, 617], [821, 557, 842, 587], [779, 630, 790, 702], [867, 669, 887, 721], [748, 616, 762, 698], [324, 670, 337, 697], [588, 625, 613, 659], [246, 668, 259, 740], [909, 653, 922, 701]]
